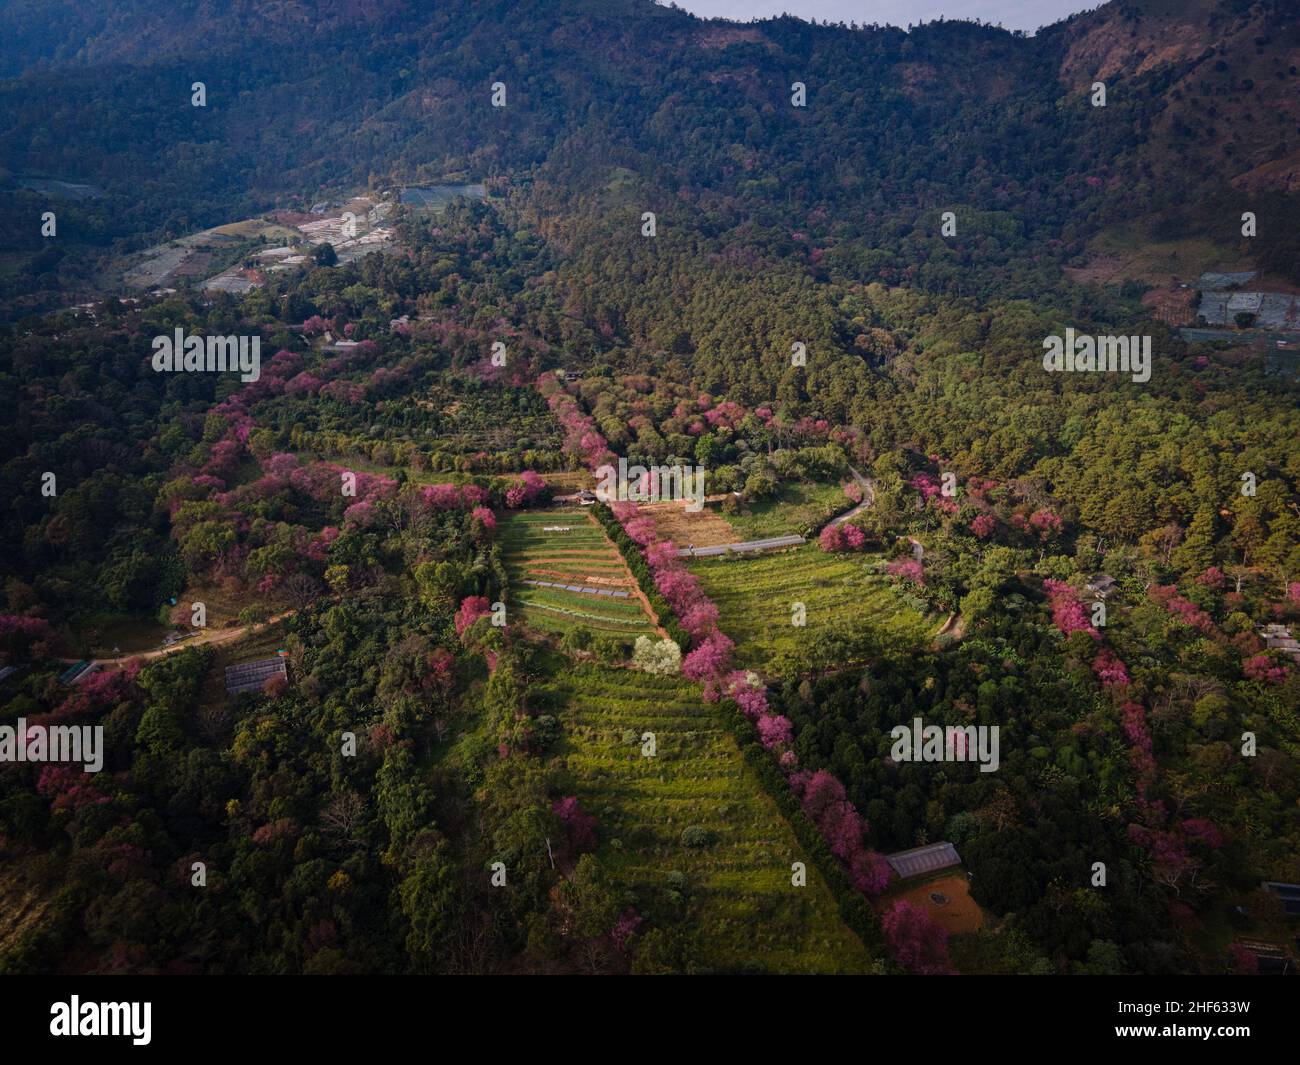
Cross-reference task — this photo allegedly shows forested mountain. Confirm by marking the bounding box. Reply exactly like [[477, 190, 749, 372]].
[[2, 0, 1298, 315], [0, 0, 1297, 978]]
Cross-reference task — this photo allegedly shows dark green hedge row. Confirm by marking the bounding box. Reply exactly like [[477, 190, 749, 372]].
[[488, 542, 509, 607]]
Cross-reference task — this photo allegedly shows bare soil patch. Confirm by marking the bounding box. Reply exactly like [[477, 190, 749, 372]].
[[882, 873, 986, 935], [641, 500, 738, 548], [1143, 286, 1196, 327]]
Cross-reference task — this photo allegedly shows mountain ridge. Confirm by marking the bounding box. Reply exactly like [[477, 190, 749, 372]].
[[0, 0, 1296, 317]]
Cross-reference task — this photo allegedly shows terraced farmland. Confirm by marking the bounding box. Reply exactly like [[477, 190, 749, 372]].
[[690, 544, 933, 670], [540, 660, 873, 973], [500, 511, 659, 638]]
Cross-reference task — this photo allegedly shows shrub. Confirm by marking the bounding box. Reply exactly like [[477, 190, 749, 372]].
[[531, 714, 561, 751], [560, 625, 594, 653], [632, 635, 682, 674], [593, 634, 628, 662]]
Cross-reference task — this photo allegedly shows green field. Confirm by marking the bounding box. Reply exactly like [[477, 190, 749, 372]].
[[540, 659, 873, 972], [500, 511, 657, 638], [723, 481, 847, 540], [690, 544, 933, 670]]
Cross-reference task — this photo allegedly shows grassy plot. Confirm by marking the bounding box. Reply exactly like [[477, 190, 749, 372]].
[[723, 481, 846, 540], [526, 469, 592, 493], [72, 612, 171, 657], [540, 660, 873, 972], [500, 511, 657, 638], [0, 861, 65, 971], [690, 544, 932, 670]]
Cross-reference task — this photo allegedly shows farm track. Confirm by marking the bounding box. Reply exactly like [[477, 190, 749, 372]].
[[66, 611, 295, 669]]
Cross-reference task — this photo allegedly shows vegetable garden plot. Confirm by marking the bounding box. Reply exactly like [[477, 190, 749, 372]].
[[501, 512, 656, 637]]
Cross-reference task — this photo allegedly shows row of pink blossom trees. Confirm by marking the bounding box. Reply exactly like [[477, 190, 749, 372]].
[[612, 502, 720, 642], [536, 372, 615, 469]]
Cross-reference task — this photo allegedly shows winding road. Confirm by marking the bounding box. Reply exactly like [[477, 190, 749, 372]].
[[69, 612, 295, 671]]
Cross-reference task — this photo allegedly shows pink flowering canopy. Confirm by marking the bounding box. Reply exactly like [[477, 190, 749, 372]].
[[1042, 579, 1097, 638], [886, 558, 924, 586], [454, 595, 492, 637], [882, 900, 952, 975]]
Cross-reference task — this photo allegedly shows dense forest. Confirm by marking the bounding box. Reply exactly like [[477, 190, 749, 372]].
[[1, 0, 1298, 976]]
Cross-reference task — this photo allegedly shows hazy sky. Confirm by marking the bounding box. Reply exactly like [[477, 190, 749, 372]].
[[666, 1, 1099, 34]]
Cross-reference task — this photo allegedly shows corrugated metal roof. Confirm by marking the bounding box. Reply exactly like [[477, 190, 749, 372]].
[[224, 657, 287, 694], [1197, 271, 1257, 290], [886, 842, 962, 880], [1197, 290, 1300, 328], [58, 661, 93, 685]]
